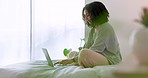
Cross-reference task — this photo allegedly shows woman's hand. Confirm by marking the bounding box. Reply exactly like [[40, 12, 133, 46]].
[[54, 59, 73, 65]]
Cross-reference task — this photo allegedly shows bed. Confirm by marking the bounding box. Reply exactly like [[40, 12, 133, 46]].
[[0, 60, 116, 78]]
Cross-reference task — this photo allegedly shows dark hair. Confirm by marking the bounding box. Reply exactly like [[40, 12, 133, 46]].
[[82, 1, 109, 27]]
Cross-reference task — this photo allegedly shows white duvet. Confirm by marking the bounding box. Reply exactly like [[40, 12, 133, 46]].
[[0, 61, 115, 78]]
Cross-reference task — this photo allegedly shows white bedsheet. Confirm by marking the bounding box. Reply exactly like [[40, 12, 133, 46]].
[[0, 61, 115, 78]]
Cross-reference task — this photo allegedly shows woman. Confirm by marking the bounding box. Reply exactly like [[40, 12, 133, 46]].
[[56, 1, 122, 68]]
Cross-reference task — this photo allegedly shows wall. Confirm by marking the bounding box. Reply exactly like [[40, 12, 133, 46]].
[[85, 0, 148, 59]]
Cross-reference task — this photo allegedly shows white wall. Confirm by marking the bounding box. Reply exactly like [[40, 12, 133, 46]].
[[85, 0, 148, 59]]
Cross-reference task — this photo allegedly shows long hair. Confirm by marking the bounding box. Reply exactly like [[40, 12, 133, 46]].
[[82, 1, 109, 27]]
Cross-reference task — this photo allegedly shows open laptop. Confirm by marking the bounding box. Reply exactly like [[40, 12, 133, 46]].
[[42, 48, 54, 67]]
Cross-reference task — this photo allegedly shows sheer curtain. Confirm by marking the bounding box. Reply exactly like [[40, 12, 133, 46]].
[[32, 0, 85, 60], [0, 0, 30, 66], [0, 0, 85, 66]]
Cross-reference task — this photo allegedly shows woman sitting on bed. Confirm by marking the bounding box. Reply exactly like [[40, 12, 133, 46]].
[[56, 1, 122, 68]]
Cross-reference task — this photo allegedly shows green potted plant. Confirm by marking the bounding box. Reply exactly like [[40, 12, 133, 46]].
[[130, 7, 148, 66], [135, 7, 148, 27]]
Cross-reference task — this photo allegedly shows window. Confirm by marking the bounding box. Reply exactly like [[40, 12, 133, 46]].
[[32, 0, 85, 60], [0, 0, 84, 66], [0, 0, 30, 66]]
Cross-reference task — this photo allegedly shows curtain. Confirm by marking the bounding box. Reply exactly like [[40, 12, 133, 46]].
[[0, 0, 30, 66], [0, 0, 85, 66], [32, 0, 85, 60]]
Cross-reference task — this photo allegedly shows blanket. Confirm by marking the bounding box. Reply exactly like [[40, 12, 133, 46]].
[[0, 61, 115, 78]]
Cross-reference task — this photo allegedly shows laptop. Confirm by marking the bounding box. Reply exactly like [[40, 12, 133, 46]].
[[42, 48, 54, 67]]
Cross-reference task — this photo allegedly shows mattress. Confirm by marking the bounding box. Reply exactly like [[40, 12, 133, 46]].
[[0, 60, 115, 78]]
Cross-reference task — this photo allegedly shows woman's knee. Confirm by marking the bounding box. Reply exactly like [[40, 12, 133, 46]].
[[79, 49, 92, 58], [78, 49, 109, 67], [78, 49, 95, 67]]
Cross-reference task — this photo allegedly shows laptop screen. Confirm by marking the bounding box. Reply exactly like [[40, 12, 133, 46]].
[[42, 48, 54, 67]]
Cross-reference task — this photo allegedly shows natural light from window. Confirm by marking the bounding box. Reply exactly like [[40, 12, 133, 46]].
[[32, 0, 85, 60]]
